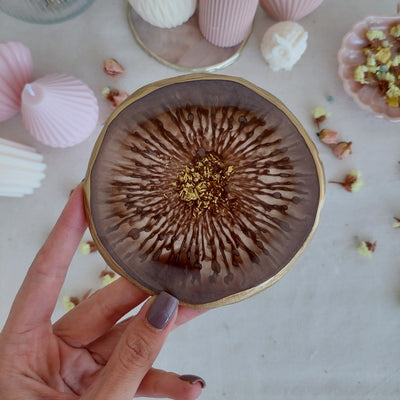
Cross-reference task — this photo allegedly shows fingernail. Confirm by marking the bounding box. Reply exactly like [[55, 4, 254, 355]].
[[147, 291, 178, 330], [179, 374, 206, 388]]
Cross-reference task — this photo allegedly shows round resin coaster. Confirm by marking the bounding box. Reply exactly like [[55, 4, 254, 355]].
[[84, 74, 325, 308], [127, 5, 250, 72]]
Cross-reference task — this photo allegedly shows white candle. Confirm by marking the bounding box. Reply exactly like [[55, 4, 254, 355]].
[[0, 138, 46, 198]]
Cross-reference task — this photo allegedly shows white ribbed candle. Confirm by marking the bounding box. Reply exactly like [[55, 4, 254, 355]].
[[0, 138, 46, 197], [198, 0, 258, 47]]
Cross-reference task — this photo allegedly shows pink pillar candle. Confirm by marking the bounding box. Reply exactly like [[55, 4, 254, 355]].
[[198, 0, 259, 48]]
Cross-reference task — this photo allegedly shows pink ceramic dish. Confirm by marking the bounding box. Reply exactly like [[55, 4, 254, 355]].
[[338, 15, 400, 122]]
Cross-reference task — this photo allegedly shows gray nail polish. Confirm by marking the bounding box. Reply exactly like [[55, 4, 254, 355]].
[[179, 374, 206, 388], [147, 291, 178, 329]]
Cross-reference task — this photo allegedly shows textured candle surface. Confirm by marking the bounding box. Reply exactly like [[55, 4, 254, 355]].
[[0, 41, 33, 122], [0, 138, 46, 198], [198, 0, 258, 47], [129, 0, 196, 28], [259, 0, 325, 21], [21, 74, 99, 148]]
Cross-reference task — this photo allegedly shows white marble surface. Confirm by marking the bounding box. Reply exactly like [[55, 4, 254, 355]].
[[1, 1, 400, 399]]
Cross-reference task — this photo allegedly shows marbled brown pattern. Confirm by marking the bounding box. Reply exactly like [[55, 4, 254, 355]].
[[87, 77, 323, 307]]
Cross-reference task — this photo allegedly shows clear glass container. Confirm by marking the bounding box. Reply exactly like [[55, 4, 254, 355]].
[[0, 0, 95, 24]]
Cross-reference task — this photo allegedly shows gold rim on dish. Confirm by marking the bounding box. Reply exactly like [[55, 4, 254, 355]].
[[84, 73, 325, 309]]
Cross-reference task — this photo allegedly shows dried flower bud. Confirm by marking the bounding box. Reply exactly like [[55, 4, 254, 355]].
[[357, 240, 376, 258], [79, 240, 97, 255], [312, 107, 330, 128], [329, 170, 363, 192], [100, 269, 119, 287], [393, 217, 400, 228], [110, 91, 129, 108], [62, 290, 91, 311], [103, 58, 125, 77], [102, 86, 129, 108], [317, 129, 338, 146], [332, 141, 352, 159]]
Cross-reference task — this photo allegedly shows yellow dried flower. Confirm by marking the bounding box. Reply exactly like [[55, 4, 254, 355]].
[[393, 217, 400, 228], [366, 30, 386, 41], [329, 170, 363, 192], [100, 269, 119, 287], [390, 24, 400, 38], [357, 240, 376, 258], [62, 296, 77, 311]]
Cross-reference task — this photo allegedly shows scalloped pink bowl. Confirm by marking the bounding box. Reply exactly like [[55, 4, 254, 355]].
[[338, 15, 400, 122]]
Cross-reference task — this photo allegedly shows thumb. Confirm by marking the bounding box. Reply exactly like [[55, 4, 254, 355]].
[[84, 291, 179, 400]]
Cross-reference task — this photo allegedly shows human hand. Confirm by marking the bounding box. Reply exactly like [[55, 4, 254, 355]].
[[0, 185, 206, 400]]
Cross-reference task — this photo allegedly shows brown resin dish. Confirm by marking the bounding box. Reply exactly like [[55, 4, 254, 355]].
[[84, 74, 325, 308]]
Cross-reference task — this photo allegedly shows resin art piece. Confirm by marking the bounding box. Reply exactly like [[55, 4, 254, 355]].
[[84, 74, 325, 308]]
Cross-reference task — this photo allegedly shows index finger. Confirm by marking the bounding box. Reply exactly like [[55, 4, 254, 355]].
[[4, 184, 87, 333]]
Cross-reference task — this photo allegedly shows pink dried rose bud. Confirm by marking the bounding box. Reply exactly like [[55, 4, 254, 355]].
[[332, 141, 352, 159], [317, 129, 338, 146], [102, 86, 129, 108], [110, 91, 129, 108], [103, 58, 125, 77]]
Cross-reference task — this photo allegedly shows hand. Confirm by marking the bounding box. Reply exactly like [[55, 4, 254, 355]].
[[0, 185, 206, 400]]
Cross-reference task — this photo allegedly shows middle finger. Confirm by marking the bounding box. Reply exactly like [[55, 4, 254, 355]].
[[53, 277, 148, 347], [86, 305, 207, 364]]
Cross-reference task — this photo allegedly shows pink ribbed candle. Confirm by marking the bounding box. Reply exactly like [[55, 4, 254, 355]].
[[259, 0, 324, 21], [21, 74, 99, 148], [198, 0, 258, 48], [0, 41, 33, 122]]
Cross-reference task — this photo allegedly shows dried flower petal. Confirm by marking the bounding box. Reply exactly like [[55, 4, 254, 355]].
[[329, 170, 363, 192], [393, 217, 400, 228], [103, 58, 125, 77], [79, 240, 97, 255], [332, 141, 352, 159], [357, 240, 376, 258], [317, 128, 338, 146]]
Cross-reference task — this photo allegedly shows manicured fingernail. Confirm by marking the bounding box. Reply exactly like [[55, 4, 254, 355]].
[[147, 291, 178, 330], [179, 374, 206, 388]]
